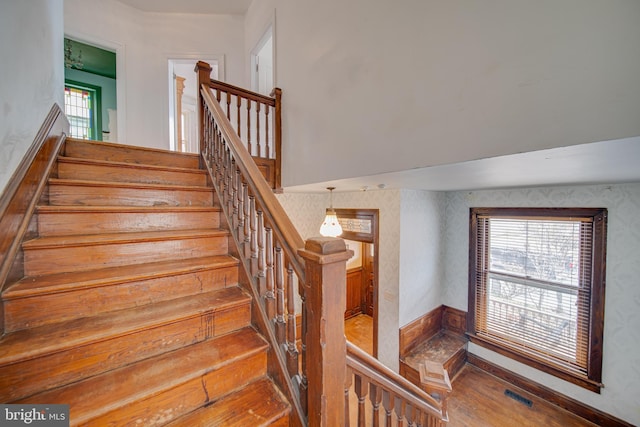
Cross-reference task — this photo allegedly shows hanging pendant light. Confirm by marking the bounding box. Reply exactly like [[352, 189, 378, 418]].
[[319, 187, 343, 237]]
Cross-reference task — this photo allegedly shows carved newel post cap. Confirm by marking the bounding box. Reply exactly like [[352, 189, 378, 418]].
[[194, 61, 212, 73], [298, 237, 353, 264]]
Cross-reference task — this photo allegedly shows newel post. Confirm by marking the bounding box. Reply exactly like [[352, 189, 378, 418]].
[[298, 237, 353, 427], [194, 61, 212, 161]]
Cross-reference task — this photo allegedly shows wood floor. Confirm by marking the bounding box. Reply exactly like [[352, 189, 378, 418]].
[[344, 314, 597, 427]]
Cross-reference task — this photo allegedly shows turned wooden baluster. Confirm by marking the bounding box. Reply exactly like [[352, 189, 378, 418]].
[[236, 95, 241, 138], [370, 383, 383, 427], [344, 368, 353, 427], [242, 189, 251, 259], [382, 391, 394, 427], [249, 195, 258, 275], [265, 106, 270, 158], [286, 261, 298, 376], [256, 102, 261, 157], [223, 149, 231, 207], [355, 374, 369, 427], [257, 210, 266, 295], [264, 227, 276, 320], [396, 397, 407, 427], [274, 245, 286, 345], [299, 283, 308, 414], [406, 404, 416, 427], [226, 91, 231, 120], [227, 159, 236, 214], [232, 169, 241, 230], [237, 181, 246, 242], [272, 87, 282, 189], [246, 99, 252, 155]]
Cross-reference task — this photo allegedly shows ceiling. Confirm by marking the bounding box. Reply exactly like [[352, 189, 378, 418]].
[[108, 0, 640, 195], [115, 0, 252, 15], [284, 136, 640, 193]]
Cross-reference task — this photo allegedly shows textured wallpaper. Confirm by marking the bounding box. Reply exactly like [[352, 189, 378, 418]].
[[443, 183, 640, 425]]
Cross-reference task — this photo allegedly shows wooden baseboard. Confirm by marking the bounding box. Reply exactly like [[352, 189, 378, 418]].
[[0, 104, 68, 299], [468, 354, 634, 427]]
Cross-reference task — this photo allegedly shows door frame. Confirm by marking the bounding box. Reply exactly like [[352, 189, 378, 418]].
[[335, 208, 379, 358]]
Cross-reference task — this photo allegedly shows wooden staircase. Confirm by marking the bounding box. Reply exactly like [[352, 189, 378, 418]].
[[0, 138, 291, 426]]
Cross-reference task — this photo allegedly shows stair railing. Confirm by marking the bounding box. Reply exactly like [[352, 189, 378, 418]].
[[346, 343, 447, 427], [196, 61, 446, 427], [195, 61, 281, 190]]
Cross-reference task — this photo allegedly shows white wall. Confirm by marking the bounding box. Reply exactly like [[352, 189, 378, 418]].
[[246, 0, 640, 188], [398, 190, 445, 326], [443, 183, 640, 425], [0, 0, 64, 195], [64, 0, 245, 150]]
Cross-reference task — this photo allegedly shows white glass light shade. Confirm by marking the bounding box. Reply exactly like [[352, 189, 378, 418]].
[[319, 209, 343, 237]]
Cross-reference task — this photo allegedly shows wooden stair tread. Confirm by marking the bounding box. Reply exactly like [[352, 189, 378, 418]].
[[22, 228, 227, 250], [167, 378, 290, 427], [402, 331, 467, 369], [17, 327, 268, 424], [4, 255, 238, 299], [48, 177, 211, 191], [36, 204, 221, 215], [64, 138, 200, 163], [0, 286, 250, 366], [58, 156, 206, 174]]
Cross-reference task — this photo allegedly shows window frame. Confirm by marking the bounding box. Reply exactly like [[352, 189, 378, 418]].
[[467, 207, 607, 393], [64, 80, 102, 141]]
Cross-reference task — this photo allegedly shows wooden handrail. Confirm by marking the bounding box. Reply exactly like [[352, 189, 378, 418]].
[[208, 79, 276, 106]]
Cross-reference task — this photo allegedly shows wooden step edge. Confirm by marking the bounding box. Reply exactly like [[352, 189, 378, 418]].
[[48, 178, 212, 192], [168, 378, 291, 427], [0, 287, 251, 367], [36, 205, 221, 214], [4, 255, 239, 299], [58, 156, 207, 175], [31, 327, 269, 425], [65, 138, 201, 160], [21, 228, 228, 250]]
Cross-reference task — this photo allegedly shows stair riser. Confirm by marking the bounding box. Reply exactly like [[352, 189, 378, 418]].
[[4, 266, 238, 332], [37, 210, 220, 236], [1, 302, 251, 402], [58, 161, 207, 187], [49, 183, 213, 207], [24, 235, 229, 276], [83, 352, 267, 427], [64, 140, 200, 169]]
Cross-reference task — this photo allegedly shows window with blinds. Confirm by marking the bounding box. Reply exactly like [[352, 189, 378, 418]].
[[468, 208, 607, 393]]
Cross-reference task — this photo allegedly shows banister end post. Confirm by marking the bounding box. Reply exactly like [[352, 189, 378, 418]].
[[195, 61, 213, 161], [298, 237, 353, 427]]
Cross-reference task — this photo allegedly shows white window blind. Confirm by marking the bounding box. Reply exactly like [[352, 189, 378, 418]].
[[469, 208, 606, 392]]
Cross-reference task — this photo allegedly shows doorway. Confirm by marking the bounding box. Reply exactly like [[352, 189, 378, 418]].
[[168, 58, 220, 153], [250, 25, 274, 96], [63, 37, 116, 142], [335, 208, 379, 358]]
